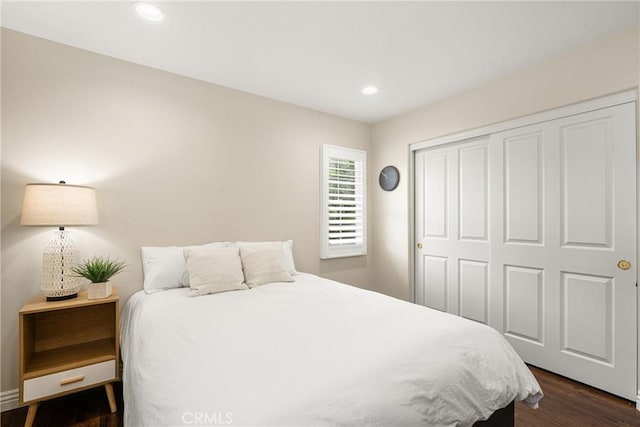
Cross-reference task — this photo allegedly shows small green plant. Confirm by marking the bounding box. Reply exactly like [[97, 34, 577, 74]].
[[71, 256, 127, 283]]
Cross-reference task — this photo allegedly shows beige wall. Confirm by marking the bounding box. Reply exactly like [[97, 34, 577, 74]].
[[0, 29, 372, 393], [370, 26, 640, 301]]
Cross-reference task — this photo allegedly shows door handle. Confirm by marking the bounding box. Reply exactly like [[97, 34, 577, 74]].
[[617, 260, 631, 270], [416, 242, 423, 249]]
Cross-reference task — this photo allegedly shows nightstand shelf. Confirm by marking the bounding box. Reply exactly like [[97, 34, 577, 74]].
[[19, 290, 120, 427], [24, 339, 116, 379]]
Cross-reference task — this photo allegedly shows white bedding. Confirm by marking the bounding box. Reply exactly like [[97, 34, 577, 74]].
[[121, 273, 542, 426]]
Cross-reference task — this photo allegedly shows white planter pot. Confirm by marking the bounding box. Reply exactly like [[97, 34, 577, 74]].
[[88, 281, 112, 299]]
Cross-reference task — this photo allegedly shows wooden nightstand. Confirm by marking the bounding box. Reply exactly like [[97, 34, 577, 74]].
[[18, 289, 120, 427]]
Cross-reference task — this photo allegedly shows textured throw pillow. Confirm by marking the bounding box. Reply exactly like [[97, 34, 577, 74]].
[[184, 246, 248, 296], [141, 242, 227, 293], [178, 242, 230, 287], [239, 244, 295, 288], [236, 240, 297, 275]]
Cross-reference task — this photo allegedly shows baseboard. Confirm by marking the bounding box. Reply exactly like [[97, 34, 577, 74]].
[[1, 389, 19, 412], [636, 392, 640, 411]]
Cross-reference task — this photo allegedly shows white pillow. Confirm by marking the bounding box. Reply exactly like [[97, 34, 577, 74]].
[[235, 240, 296, 275], [239, 244, 295, 288], [141, 242, 226, 293], [185, 246, 248, 296]]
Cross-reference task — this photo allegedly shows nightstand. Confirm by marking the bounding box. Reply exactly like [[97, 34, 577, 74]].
[[18, 289, 120, 427]]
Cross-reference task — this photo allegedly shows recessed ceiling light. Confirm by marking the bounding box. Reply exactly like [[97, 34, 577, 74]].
[[361, 86, 379, 95], [132, 1, 165, 22]]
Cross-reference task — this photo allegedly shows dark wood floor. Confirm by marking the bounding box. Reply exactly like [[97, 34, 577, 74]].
[[515, 366, 640, 426], [2, 366, 640, 426]]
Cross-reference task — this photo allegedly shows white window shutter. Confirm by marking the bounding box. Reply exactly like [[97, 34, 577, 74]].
[[321, 145, 367, 259]]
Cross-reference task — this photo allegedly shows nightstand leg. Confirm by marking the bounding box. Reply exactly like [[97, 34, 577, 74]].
[[24, 403, 38, 427], [105, 382, 117, 413]]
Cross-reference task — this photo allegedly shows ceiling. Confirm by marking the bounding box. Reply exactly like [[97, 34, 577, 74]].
[[1, 1, 638, 123]]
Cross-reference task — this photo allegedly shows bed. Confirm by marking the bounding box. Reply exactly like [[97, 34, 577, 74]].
[[121, 270, 542, 426]]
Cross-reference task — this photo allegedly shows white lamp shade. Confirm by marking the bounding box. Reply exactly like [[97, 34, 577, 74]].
[[21, 183, 99, 226]]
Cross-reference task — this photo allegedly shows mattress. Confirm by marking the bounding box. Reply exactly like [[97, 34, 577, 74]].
[[121, 273, 542, 426]]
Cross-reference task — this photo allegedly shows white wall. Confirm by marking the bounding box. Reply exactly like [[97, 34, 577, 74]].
[[0, 29, 372, 395]]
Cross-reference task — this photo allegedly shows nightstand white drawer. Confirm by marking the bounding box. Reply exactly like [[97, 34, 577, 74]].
[[23, 360, 116, 402]]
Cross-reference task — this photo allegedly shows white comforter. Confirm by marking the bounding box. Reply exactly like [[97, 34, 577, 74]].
[[121, 273, 542, 427]]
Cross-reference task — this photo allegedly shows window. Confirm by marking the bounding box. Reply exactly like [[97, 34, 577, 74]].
[[320, 145, 367, 259]]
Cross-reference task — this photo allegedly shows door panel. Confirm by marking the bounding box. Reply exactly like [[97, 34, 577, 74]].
[[415, 101, 637, 400], [561, 272, 613, 364], [560, 119, 613, 248], [459, 259, 488, 323], [423, 256, 448, 311], [424, 153, 448, 238], [504, 265, 544, 344], [504, 132, 543, 244], [459, 145, 488, 241]]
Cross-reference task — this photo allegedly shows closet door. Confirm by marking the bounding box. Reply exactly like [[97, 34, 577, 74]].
[[414, 136, 491, 321], [493, 102, 637, 400], [414, 101, 637, 400]]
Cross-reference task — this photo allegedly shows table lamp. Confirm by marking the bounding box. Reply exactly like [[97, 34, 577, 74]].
[[21, 181, 99, 300]]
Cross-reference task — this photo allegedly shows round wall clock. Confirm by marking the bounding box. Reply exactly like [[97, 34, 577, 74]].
[[379, 165, 400, 191]]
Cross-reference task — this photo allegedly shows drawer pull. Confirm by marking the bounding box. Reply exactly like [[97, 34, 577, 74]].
[[60, 375, 85, 386]]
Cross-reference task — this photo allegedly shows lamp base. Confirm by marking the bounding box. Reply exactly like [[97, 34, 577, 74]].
[[46, 293, 78, 302], [41, 229, 82, 300]]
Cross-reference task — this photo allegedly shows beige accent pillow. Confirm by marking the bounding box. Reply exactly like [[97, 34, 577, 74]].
[[240, 244, 295, 288], [184, 246, 248, 296], [235, 240, 296, 275]]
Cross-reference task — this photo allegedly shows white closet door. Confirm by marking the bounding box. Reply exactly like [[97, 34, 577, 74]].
[[415, 101, 637, 400], [492, 102, 637, 400], [415, 137, 491, 321]]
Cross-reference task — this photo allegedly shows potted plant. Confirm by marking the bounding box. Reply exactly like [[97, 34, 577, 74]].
[[71, 256, 126, 299]]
